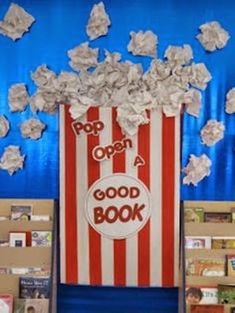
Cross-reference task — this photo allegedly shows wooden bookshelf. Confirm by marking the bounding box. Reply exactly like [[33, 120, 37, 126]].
[[0, 199, 56, 309], [185, 201, 235, 313]]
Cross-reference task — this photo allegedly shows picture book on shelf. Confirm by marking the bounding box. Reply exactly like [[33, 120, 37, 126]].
[[31, 231, 52, 247], [186, 258, 225, 277], [212, 237, 235, 249], [190, 304, 224, 313], [19, 277, 50, 299], [204, 212, 232, 223], [14, 299, 49, 313], [11, 205, 32, 221], [9, 232, 26, 247], [186, 286, 218, 305], [184, 207, 204, 223], [227, 255, 235, 276], [0, 294, 13, 313], [185, 237, 211, 249], [218, 284, 235, 304]]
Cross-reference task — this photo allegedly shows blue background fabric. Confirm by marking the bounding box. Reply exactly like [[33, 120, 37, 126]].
[[0, 0, 235, 312]]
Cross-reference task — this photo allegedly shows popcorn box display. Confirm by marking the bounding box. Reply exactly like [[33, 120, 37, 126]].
[[60, 106, 180, 287]]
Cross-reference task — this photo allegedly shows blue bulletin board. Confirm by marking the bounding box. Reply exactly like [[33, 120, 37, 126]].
[[0, 0, 235, 312]]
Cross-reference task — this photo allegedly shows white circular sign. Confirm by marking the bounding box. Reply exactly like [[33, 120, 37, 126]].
[[85, 174, 151, 239]]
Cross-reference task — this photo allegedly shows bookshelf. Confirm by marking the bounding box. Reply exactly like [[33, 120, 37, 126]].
[[0, 199, 56, 312], [185, 201, 235, 313]]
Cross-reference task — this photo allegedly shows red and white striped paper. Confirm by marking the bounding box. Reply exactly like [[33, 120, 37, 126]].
[[60, 106, 180, 287]]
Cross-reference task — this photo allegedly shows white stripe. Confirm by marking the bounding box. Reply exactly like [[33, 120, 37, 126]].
[[174, 115, 180, 286], [99, 108, 114, 286], [59, 105, 66, 283], [125, 134, 138, 286], [150, 110, 162, 286], [76, 114, 90, 284]]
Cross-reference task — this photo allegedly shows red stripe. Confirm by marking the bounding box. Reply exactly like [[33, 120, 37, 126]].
[[64, 105, 78, 284], [87, 107, 102, 285], [162, 115, 175, 286], [112, 108, 126, 286], [138, 111, 150, 286]]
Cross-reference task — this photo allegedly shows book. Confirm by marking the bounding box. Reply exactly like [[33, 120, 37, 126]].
[[231, 208, 235, 223], [11, 205, 32, 221], [9, 232, 26, 247], [14, 299, 49, 313], [0, 268, 9, 274], [227, 255, 235, 276], [9, 232, 32, 247], [204, 212, 232, 223], [31, 215, 50, 222], [31, 232, 52, 247], [185, 236, 211, 249], [186, 287, 218, 305], [212, 237, 235, 249], [184, 207, 204, 223], [0, 294, 13, 313], [19, 277, 50, 299], [186, 258, 225, 277], [218, 284, 235, 304], [10, 267, 50, 276], [0, 240, 9, 247], [190, 304, 224, 313]]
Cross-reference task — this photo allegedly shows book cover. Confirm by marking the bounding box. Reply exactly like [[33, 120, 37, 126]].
[[31, 232, 52, 247], [218, 284, 235, 304], [227, 255, 235, 276], [11, 205, 32, 221], [186, 287, 218, 305], [185, 237, 211, 249], [185, 207, 204, 223], [19, 277, 51, 299], [204, 212, 232, 223], [0, 294, 13, 313], [190, 304, 224, 313], [186, 258, 225, 277], [231, 208, 235, 223], [14, 299, 49, 313], [9, 232, 26, 247], [31, 215, 50, 222], [212, 237, 235, 249]]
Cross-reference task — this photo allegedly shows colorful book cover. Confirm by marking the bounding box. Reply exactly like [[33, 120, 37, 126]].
[[185, 237, 211, 249], [190, 304, 224, 313], [14, 299, 49, 313], [204, 212, 232, 223], [31, 232, 52, 247], [184, 207, 204, 223], [186, 287, 218, 305], [0, 294, 13, 313], [11, 205, 32, 221], [19, 277, 50, 299], [227, 255, 235, 276], [186, 258, 225, 277], [212, 237, 235, 249], [218, 284, 235, 304]]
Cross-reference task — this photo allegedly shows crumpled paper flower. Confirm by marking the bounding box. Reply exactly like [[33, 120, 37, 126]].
[[68, 42, 99, 72], [182, 154, 212, 186], [225, 88, 235, 114], [189, 63, 212, 90], [86, 2, 111, 40], [0, 3, 35, 41], [197, 21, 230, 52], [200, 119, 225, 146], [0, 116, 10, 138], [183, 88, 202, 117], [164, 44, 193, 66], [8, 83, 29, 112], [20, 118, 46, 140], [0, 145, 25, 175], [127, 30, 158, 57], [31, 65, 57, 89]]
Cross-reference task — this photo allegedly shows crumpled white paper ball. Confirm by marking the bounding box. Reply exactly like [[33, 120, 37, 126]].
[[127, 30, 158, 57], [225, 88, 235, 114], [8, 83, 29, 112], [164, 44, 193, 66], [182, 154, 212, 186], [200, 119, 225, 146], [86, 2, 111, 40], [20, 118, 46, 140], [0, 145, 25, 175], [0, 116, 10, 138], [197, 21, 230, 52]]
